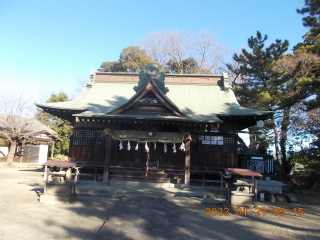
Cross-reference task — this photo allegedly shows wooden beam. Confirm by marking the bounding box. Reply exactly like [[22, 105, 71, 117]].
[[113, 130, 183, 142], [51, 141, 55, 161], [103, 136, 111, 184], [234, 133, 238, 168], [184, 141, 191, 189]]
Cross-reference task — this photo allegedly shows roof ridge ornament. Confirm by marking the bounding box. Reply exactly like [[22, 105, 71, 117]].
[[222, 73, 231, 91], [134, 64, 169, 94]]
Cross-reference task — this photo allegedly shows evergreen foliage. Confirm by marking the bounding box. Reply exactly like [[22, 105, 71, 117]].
[[293, 0, 320, 110], [227, 31, 289, 180], [36, 92, 71, 156], [100, 46, 153, 73]]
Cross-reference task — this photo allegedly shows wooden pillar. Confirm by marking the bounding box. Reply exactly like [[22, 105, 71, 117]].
[[51, 141, 55, 161], [184, 141, 191, 189], [44, 166, 48, 194], [220, 172, 224, 188], [234, 133, 238, 167], [103, 135, 111, 184], [202, 173, 205, 187], [225, 177, 232, 206], [254, 177, 258, 203], [68, 126, 74, 160]]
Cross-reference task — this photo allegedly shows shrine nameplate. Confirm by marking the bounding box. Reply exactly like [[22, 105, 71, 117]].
[[112, 130, 183, 142]]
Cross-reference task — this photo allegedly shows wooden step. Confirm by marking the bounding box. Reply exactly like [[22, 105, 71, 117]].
[[110, 172, 185, 179], [164, 170, 184, 175], [109, 167, 185, 184], [166, 174, 184, 180], [177, 179, 184, 184], [110, 168, 165, 174]]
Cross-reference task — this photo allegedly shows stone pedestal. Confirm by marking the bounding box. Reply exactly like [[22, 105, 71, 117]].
[[257, 180, 282, 194]]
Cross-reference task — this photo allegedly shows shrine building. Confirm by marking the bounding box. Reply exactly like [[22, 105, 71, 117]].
[[36, 64, 273, 188]]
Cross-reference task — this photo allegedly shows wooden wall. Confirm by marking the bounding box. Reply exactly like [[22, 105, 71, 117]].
[[110, 142, 185, 169], [70, 145, 105, 161], [69, 120, 238, 169], [70, 138, 236, 169], [111, 141, 236, 169], [190, 149, 235, 170]]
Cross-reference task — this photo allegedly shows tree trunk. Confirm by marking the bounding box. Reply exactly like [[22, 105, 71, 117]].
[[280, 107, 291, 171], [271, 119, 287, 182], [7, 141, 17, 167], [311, 176, 319, 190]]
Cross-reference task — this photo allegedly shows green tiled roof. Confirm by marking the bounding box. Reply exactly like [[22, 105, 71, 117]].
[[35, 74, 273, 123]]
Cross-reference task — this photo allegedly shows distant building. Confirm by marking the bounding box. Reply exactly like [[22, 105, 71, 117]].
[[0, 116, 62, 163]]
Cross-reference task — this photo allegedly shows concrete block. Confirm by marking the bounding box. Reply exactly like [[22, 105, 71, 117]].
[[257, 180, 282, 194]]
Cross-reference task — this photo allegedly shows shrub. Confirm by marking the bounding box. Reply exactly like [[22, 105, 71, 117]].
[[288, 173, 316, 189], [53, 154, 68, 161]]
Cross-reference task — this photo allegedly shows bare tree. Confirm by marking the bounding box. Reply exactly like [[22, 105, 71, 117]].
[[192, 29, 228, 74], [164, 30, 193, 74], [139, 31, 170, 67], [139, 29, 229, 74], [275, 53, 320, 77], [0, 90, 36, 166]]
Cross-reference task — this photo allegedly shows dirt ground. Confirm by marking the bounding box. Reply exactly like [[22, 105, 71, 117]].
[[0, 165, 320, 240]]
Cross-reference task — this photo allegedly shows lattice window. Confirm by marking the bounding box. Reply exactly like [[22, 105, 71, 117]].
[[73, 130, 105, 146], [95, 131, 105, 146], [195, 135, 234, 152]]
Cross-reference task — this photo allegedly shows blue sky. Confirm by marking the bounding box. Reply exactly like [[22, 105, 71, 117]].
[[0, 0, 307, 100]]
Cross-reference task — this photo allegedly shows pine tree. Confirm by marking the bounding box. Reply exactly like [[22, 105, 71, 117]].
[[293, 0, 320, 109], [227, 31, 289, 180]]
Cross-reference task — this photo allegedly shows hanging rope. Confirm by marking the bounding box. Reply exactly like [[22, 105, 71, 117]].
[[145, 142, 150, 178], [104, 128, 185, 143]]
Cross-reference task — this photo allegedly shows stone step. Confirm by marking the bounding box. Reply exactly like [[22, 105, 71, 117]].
[[110, 175, 179, 184]]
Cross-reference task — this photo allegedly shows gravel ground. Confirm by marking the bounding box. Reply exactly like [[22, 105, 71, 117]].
[[0, 165, 319, 240]]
